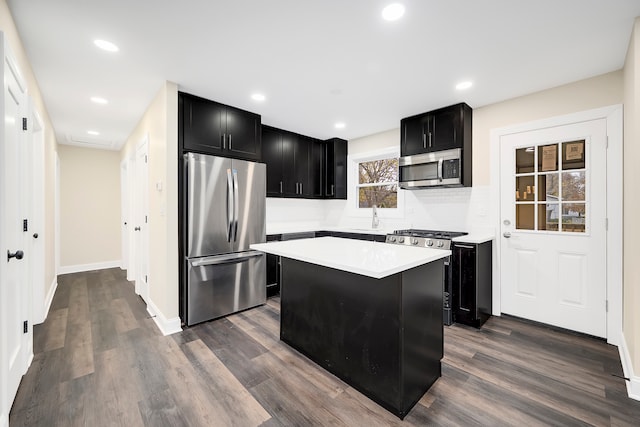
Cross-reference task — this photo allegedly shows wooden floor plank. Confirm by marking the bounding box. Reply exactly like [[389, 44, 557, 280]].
[[10, 268, 640, 427]]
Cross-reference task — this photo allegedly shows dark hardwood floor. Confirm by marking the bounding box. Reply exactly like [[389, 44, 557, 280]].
[[9, 268, 640, 426]]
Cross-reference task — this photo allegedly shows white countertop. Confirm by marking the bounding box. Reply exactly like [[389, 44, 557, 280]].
[[266, 223, 392, 236], [251, 236, 450, 279], [452, 232, 495, 244]]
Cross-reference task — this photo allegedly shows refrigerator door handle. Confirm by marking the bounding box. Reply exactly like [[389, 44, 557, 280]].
[[232, 169, 239, 241], [189, 251, 263, 267], [226, 168, 234, 242]]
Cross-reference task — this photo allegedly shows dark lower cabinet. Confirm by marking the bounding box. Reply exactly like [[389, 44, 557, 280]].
[[266, 234, 282, 297], [452, 240, 492, 328]]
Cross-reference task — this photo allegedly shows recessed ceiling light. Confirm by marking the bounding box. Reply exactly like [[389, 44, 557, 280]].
[[87, 130, 100, 136], [90, 96, 108, 104], [456, 81, 473, 90], [251, 93, 266, 102], [334, 122, 346, 129], [382, 3, 405, 21], [94, 39, 119, 52]]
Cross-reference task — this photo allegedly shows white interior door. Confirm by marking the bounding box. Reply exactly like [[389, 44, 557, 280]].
[[1, 45, 31, 419], [134, 139, 149, 302], [500, 118, 607, 337]]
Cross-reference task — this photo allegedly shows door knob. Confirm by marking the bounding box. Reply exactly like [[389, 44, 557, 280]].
[[134, 226, 141, 231], [7, 250, 24, 261], [33, 233, 38, 239], [503, 232, 511, 238]]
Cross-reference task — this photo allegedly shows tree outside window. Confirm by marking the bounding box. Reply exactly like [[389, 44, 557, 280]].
[[357, 158, 398, 208]]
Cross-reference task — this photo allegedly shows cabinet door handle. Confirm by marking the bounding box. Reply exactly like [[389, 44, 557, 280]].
[[221, 133, 226, 149], [428, 132, 432, 147], [228, 134, 232, 150], [423, 133, 426, 149], [300, 183, 303, 194], [331, 184, 334, 195], [280, 181, 283, 194]]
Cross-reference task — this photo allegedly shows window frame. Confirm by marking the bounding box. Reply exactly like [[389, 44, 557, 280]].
[[347, 147, 404, 219]]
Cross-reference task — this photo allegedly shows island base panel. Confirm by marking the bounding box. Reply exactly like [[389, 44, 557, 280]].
[[280, 258, 444, 419]]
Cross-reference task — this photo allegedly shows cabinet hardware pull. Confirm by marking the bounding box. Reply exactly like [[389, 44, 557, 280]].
[[280, 181, 283, 193], [331, 184, 334, 195], [428, 132, 432, 147], [228, 134, 232, 150], [300, 183, 303, 194], [423, 133, 426, 149], [221, 134, 226, 149]]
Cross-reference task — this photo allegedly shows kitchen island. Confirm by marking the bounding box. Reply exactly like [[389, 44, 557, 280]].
[[250, 237, 450, 419]]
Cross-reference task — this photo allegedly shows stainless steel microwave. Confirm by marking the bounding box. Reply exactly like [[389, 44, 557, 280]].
[[399, 148, 462, 189]]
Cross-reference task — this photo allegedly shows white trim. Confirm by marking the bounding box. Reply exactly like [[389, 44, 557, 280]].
[[490, 104, 623, 346], [36, 278, 59, 325], [146, 299, 182, 336], [58, 260, 121, 275], [347, 147, 405, 219], [619, 333, 640, 401]]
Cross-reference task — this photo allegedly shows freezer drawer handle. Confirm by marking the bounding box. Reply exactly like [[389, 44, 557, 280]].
[[190, 251, 263, 267]]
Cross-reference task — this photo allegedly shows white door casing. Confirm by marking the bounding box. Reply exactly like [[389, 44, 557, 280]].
[[120, 159, 129, 271], [491, 105, 623, 345], [29, 101, 46, 324], [1, 40, 32, 422], [127, 150, 135, 282], [500, 119, 607, 337], [134, 137, 149, 302]]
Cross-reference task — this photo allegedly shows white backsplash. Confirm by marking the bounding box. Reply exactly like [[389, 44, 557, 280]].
[[266, 185, 495, 235]]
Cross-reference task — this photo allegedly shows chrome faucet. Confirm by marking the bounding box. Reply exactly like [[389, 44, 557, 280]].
[[372, 204, 379, 229]]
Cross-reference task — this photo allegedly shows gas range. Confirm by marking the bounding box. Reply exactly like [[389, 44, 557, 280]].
[[385, 229, 468, 250]]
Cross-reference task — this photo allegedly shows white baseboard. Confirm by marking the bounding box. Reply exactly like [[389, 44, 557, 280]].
[[619, 332, 640, 401], [58, 260, 120, 275], [146, 299, 182, 336], [38, 277, 59, 323]]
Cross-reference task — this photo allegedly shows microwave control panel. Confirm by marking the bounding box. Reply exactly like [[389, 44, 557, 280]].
[[442, 159, 460, 179]]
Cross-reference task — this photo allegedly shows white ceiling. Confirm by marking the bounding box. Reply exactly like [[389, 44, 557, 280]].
[[7, 0, 640, 150]]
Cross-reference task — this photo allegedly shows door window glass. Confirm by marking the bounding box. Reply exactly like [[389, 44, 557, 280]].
[[514, 139, 587, 233]]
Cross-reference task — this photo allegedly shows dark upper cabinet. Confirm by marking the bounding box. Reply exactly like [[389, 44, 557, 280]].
[[262, 126, 285, 196], [325, 138, 347, 199], [401, 102, 472, 156], [309, 138, 324, 198], [181, 92, 261, 161], [262, 126, 316, 198], [262, 126, 345, 200]]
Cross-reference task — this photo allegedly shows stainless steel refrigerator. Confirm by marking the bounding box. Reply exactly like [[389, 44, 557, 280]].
[[184, 152, 266, 326]]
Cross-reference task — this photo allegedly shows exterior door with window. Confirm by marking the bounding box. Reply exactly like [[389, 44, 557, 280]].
[[500, 119, 607, 337]]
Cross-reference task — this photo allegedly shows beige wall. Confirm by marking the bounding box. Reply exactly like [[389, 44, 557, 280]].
[[1, 0, 58, 295], [120, 81, 179, 321], [473, 71, 623, 185], [58, 145, 120, 267], [624, 18, 640, 377]]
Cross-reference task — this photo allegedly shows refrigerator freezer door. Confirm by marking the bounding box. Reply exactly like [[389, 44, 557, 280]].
[[231, 159, 266, 252], [186, 251, 266, 326], [186, 153, 233, 257]]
